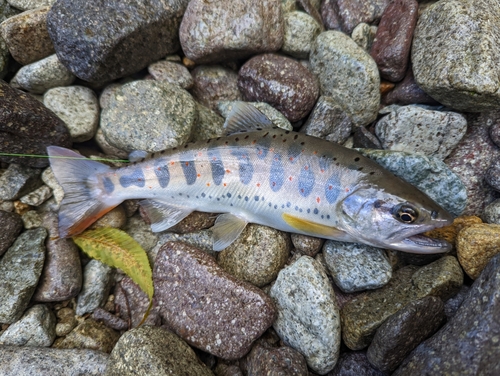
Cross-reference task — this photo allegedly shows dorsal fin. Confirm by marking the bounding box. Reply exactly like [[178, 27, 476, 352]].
[[223, 102, 275, 135]]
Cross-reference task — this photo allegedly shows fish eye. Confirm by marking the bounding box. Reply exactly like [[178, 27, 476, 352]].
[[393, 204, 418, 224]]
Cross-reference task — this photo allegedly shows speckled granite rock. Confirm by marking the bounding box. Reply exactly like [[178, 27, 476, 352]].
[[179, 0, 283, 64], [154, 242, 276, 360], [100, 80, 196, 153], [6, 0, 54, 10], [105, 325, 214, 376], [483, 199, 500, 224], [148, 59, 193, 89], [76, 260, 114, 316], [0, 164, 42, 201], [270, 256, 341, 374], [291, 233, 323, 257], [412, 0, 500, 112], [394, 253, 500, 375], [444, 284, 470, 319], [282, 11, 321, 58], [329, 351, 385, 376], [310, 31, 380, 126], [55, 307, 77, 337], [0, 210, 22, 257], [323, 0, 390, 34], [19, 184, 52, 206], [190, 103, 225, 141], [156, 229, 215, 257], [351, 23, 377, 51], [424, 215, 483, 249], [486, 158, 500, 191]]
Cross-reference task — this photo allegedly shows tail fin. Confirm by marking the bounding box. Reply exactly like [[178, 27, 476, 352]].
[[47, 146, 120, 238]]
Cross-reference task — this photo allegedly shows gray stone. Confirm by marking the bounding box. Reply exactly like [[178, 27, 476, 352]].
[[190, 103, 225, 142], [0, 228, 46, 324], [6, 0, 54, 10], [122, 213, 158, 253], [11, 54, 75, 94], [486, 158, 500, 191], [351, 23, 377, 51], [290, 233, 323, 257], [1, 1, 19, 22], [483, 199, 500, 224], [329, 351, 385, 376], [156, 229, 215, 260], [270, 256, 341, 374], [105, 326, 214, 376], [43, 86, 99, 143], [76, 260, 114, 316], [100, 80, 196, 153], [0, 163, 42, 201], [19, 184, 52, 206], [0, 346, 108, 376], [55, 307, 77, 337], [412, 0, 500, 112], [41, 167, 64, 205], [21, 210, 42, 229], [94, 128, 129, 159], [282, 11, 321, 59], [148, 59, 193, 89], [375, 105, 467, 159], [310, 31, 380, 126], [323, 240, 392, 293], [444, 284, 470, 319], [218, 101, 292, 131], [0, 304, 56, 347], [0, 210, 22, 257], [358, 148, 467, 217]]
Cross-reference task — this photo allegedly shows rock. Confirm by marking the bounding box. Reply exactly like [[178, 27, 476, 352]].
[[6, 0, 54, 10], [55, 307, 78, 337], [270, 256, 341, 374], [0, 346, 108, 376], [148, 59, 193, 89], [94, 128, 129, 159], [299, 96, 353, 144], [444, 284, 470, 319], [43, 86, 99, 143], [0, 6, 54, 65], [238, 53, 319, 122], [1, 1, 20, 22], [92, 308, 128, 331], [370, 0, 418, 82], [0, 164, 42, 201], [352, 126, 382, 149], [0, 210, 22, 257], [351, 23, 377, 51], [490, 120, 500, 147], [191, 103, 226, 141], [190, 65, 242, 111], [323, 240, 392, 293], [122, 213, 158, 253], [412, 0, 500, 112], [382, 66, 439, 106], [330, 0, 390, 34], [424, 215, 483, 248], [290, 233, 323, 257], [0, 228, 46, 324], [329, 351, 385, 376], [19, 184, 52, 206], [41, 167, 65, 205], [375, 105, 467, 159], [11, 54, 75, 94], [179, 0, 283, 64], [486, 158, 500, 191], [46, 0, 189, 82], [156, 229, 215, 258], [218, 224, 290, 287], [90, 206, 127, 231], [483, 199, 500, 224], [310, 31, 380, 126], [358, 149, 467, 217], [76, 260, 114, 316], [218, 100, 292, 130], [21, 210, 42, 229], [105, 326, 214, 375], [153, 242, 276, 360], [0, 304, 56, 347], [281, 11, 321, 59], [394, 253, 500, 375], [100, 80, 196, 153], [366, 296, 445, 373]]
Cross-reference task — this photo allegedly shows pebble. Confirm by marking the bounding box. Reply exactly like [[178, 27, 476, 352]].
[[190, 103, 226, 141], [76, 260, 114, 316], [6, 0, 55, 10], [0, 346, 108, 376], [90, 205, 127, 231], [299, 96, 353, 144], [94, 128, 129, 159], [394, 253, 500, 375], [218, 224, 290, 287], [238, 53, 319, 122], [105, 325, 214, 376], [0, 227, 46, 324], [122, 213, 158, 253], [351, 23, 377, 51], [91, 308, 128, 331], [46, 0, 187, 82], [0, 304, 56, 347], [0, 6, 54, 65], [0, 163, 41, 201], [490, 120, 500, 147], [100, 80, 196, 153], [55, 307, 78, 337], [322, 240, 392, 293], [290, 233, 323, 257], [21, 210, 42, 229], [366, 296, 445, 373], [270, 256, 341, 374], [326, 0, 390, 34], [19, 184, 52, 206], [148, 59, 193, 89], [483, 199, 500, 224], [33, 212, 82, 302], [370, 0, 418, 82], [190, 65, 242, 111], [179, 0, 283, 64], [153, 241, 276, 360], [218, 101, 293, 131], [412, 0, 500, 112], [0, 210, 22, 257], [43, 85, 100, 143], [41, 167, 64, 205], [329, 351, 385, 376], [11, 54, 75, 94], [281, 11, 321, 59], [375, 105, 467, 159], [486, 158, 500, 191], [310, 30, 380, 126], [156, 229, 215, 258], [358, 149, 467, 217], [0, 1, 20, 23]]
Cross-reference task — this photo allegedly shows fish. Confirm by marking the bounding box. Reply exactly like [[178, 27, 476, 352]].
[[47, 102, 453, 254]]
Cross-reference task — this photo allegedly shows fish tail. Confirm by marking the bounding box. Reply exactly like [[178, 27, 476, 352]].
[[47, 146, 120, 238]]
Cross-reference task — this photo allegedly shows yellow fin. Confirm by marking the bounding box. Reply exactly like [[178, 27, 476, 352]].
[[282, 213, 346, 237]]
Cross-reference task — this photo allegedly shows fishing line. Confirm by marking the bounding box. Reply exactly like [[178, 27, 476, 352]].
[[0, 152, 129, 163]]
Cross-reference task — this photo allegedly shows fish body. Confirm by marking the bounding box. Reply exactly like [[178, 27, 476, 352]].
[[48, 103, 453, 253]]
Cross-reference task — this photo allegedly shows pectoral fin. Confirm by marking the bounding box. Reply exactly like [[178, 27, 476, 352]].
[[282, 213, 347, 238], [140, 199, 193, 232], [211, 213, 248, 251]]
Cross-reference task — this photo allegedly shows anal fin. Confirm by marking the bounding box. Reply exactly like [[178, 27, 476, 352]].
[[140, 199, 193, 232], [282, 213, 348, 238], [211, 213, 248, 251]]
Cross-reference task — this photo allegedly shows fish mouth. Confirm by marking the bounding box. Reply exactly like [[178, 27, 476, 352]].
[[390, 234, 452, 254]]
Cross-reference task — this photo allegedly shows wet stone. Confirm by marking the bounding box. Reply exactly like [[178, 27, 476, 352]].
[[282, 11, 321, 59], [270, 256, 341, 374], [291, 233, 323, 257], [483, 199, 500, 224], [323, 240, 392, 293], [218, 101, 292, 131], [329, 351, 385, 376], [351, 23, 377, 51], [153, 241, 276, 360], [190, 103, 226, 141], [0, 1, 20, 22], [41, 167, 64, 205], [0, 163, 42, 201], [148, 59, 193, 89], [94, 128, 129, 159], [310, 31, 380, 126], [76, 260, 114, 316], [366, 296, 445, 373], [238, 53, 319, 122], [123, 213, 158, 254], [0, 304, 56, 347], [0, 227, 46, 324], [0, 210, 22, 257], [179, 0, 283, 64]]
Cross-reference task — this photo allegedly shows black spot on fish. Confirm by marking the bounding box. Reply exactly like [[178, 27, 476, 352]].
[[245, 196, 249, 201], [154, 159, 170, 188], [254, 196, 259, 201], [227, 193, 232, 198], [119, 168, 145, 188], [103, 177, 114, 194], [314, 208, 319, 215], [287, 202, 291, 208], [354, 157, 360, 162], [201, 193, 206, 198]]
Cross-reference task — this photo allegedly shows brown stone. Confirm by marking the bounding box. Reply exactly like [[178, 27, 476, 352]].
[[0, 210, 23, 257]]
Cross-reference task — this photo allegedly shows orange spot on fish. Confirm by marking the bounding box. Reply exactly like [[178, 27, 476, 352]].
[[256, 183, 261, 187], [345, 188, 350, 192], [198, 152, 202, 157], [289, 157, 294, 161], [207, 183, 211, 187], [252, 140, 257, 144], [170, 161, 175, 165], [185, 162, 189, 166], [226, 169, 231, 173], [320, 169, 325, 173], [223, 183, 227, 187], [329, 185, 333, 190], [313, 150, 318, 155], [316, 197, 321, 203], [304, 165, 309, 170], [197, 173, 201, 177], [289, 176, 293, 181]]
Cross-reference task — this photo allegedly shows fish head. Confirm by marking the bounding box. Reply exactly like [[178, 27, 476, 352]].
[[338, 185, 453, 254]]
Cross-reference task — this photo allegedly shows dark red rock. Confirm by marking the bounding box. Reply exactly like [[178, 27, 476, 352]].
[[0, 80, 71, 168], [0, 210, 23, 257], [238, 53, 319, 122], [321, 0, 341, 30], [153, 242, 276, 360], [382, 66, 440, 105], [370, 0, 418, 82]]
